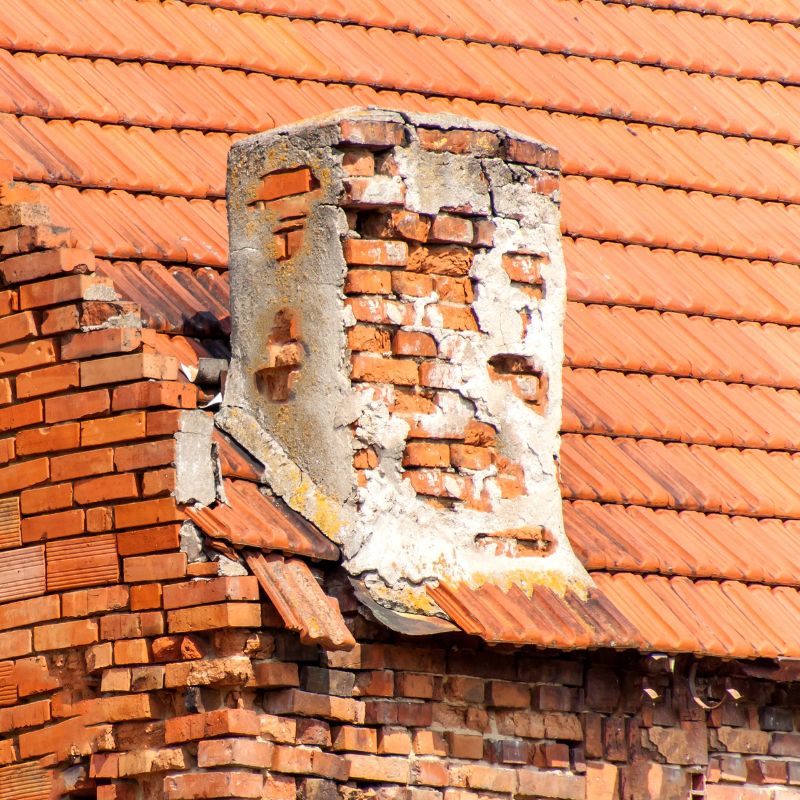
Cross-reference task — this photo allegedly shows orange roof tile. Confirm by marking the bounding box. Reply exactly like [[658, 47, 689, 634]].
[[4, 1, 800, 656]]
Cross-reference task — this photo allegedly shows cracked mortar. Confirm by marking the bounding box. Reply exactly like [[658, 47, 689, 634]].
[[221, 108, 593, 622]]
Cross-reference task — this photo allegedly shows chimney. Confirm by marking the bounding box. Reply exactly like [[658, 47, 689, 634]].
[[221, 108, 591, 622]]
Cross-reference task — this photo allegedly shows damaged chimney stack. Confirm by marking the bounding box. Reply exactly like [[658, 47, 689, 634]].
[[221, 108, 591, 624]]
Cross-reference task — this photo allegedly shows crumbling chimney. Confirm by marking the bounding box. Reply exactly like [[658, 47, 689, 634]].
[[221, 108, 591, 622]]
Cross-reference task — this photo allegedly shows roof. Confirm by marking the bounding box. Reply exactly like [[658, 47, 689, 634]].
[[3, 0, 800, 658]]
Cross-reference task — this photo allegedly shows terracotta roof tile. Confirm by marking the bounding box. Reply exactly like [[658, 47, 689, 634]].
[[186, 479, 340, 561], [244, 551, 355, 650]]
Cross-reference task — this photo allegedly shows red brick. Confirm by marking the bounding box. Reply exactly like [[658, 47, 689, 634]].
[[340, 120, 404, 148], [74, 473, 139, 505], [165, 708, 260, 744], [0, 310, 38, 345], [123, 552, 187, 583], [40, 303, 79, 335], [506, 138, 560, 169], [16, 421, 80, 455], [61, 327, 141, 360], [46, 389, 111, 426], [167, 602, 261, 633], [130, 583, 162, 611], [393, 330, 437, 357], [425, 303, 478, 331], [407, 245, 472, 276], [114, 497, 183, 530], [354, 670, 394, 698], [407, 470, 471, 500], [114, 438, 175, 472], [252, 661, 299, 689], [50, 446, 113, 481], [146, 409, 182, 436], [487, 681, 530, 708], [348, 325, 391, 353], [346, 297, 415, 325], [61, 586, 128, 617], [418, 128, 500, 155], [14, 655, 60, 697], [0, 248, 94, 284], [502, 252, 543, 284], [0, 398, 42, 432], [346, 753, 410, 782], [114, 638, 151, 666], [343, 239, 408, 266], [342, 150, 374, 176], [0, 594, 60, 631], [162, 576, 259, 610], [517, 769, 583, 800], [0, 223, 69, 256], [0, 629, 32, 658], [87, 505, 113, 531], [141, 467, 175, 496], [19, 274, 114, 309], [472, 219, 496, 247], [81, 411, 146, 446], [0, 339, 56, 375], [20, 482, 72, 515], [265, 689, 363, 724], [397, 672, 435, 699], [100, 611, 163, 641], [392, 271, 433, 297], [256, 167, 314, 202], [164, 771, 263, 799], [0, 437, 13, 464], [333, 726, 377, 753], [433, 275, 473, 303], [0, 456, 49, 493], [16, 362, 80, 398], [80, 353, 178, 388], [112, 380, 196, 411], [0, 697, 51, 732], [344, 269, 392, 295], [428, 214, 474, 245], [351, 354, 418, 386], [0, 289, 17, 316], [117, 523, 181, 556], [33, 618, 98, 651], [21, 507, 84, 543], [450, 445, 491, 471], [403, 442, 449, 468], [198, 737, 274, 769], [446, 732, 483, 760], [0, 379, 9, 406]]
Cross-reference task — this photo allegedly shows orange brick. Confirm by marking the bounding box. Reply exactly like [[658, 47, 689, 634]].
[[346, 297, 415, 326], [19, 274, 114, 309], [433, 275, 473, 303], [130, 583, 162, 611], [162, 576, 259, 610], [407, 245, 472, 276], [111, 381, 196, 412], [16, 362, 80, 398], [407, 470, 471, 500], [391, 271, 433, 297], [506, 138, 560, 169], [0, 223, 69, 256], [117, 523, 182, 557], [0, 339, 56, 375], [74, 473, 139, 505], [347, 753, 410, 782], [418, 127, 500, 155], [45, 388, 110, 423], [165, 708, 260, 744], [0, 594, 60, 631], [198, 738, 274, 769], [51, 447, 114, 481], [167, 602, 261, 633], [344, 269, 392, 295], [0, 289, 18, 316], [343, 239, 408, 266], [0, 248, 94, 284], [403, 442, 450, 468], [86, 505, 114, 532], [80, 353, 178, 388], [0, 379, 9, 406], [393, 330, 437, 357], [0, 310, 38, 345], [0, 629, 32, 659], [15, 655, 60, 697], [255, 167, 313, 202], [61, 586, 128, 617], [451, 444, 492, 470], [340, 120, 405, 148], [342, 150, 374, 176], [425, 303, 478, 331], [81, 412, 146, 446], [353, 448, 378, 469], [502, 252, 543, 284], [123, 552, 187, 583], [16, 422, 80, 455], [100, 611, 163, 641], [0, 437, 13, 465], [0, 457, 49, 494], [473, 219, 496, 247], [20, 482, 72, 515], [164, 771, 263, 799], [141, 467, 176, 496], [33, 618, 98, 651], [0, 698, 51, 733], [347, 325, 391, 353], [114, 497, 183, 530], [252, 662, 299, 689], [114, 439, 175, 472], [429, 214, 474, 245], [397, 672, 435, 699], [333, 726, 377, 753], [21, 508, 84, 543], [0, 398, 42, 432], [40, 303, 80, 335], [61, 327, 141, 360], [351, 354, 418, 386], [146, 410, 182, 436]]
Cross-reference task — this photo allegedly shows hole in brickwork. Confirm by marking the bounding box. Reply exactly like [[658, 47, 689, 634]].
[[689, 772, 706, 798], [255, 308, 303, 402]]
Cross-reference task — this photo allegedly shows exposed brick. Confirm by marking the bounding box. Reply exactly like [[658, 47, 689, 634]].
[[343, 239, 408, 266], [20, 482, 72, 515], [253, 661, 300, 689], [61, 586, 128, 617], [265, 689, 364, 723], [393, 330, 437, 357], [162, 576, 259, 609], [19, 274, 114, 309], [392, 271, 433, 297], [166, 602, 260, 633], [45, 388, 110, 426], [0, 248, 94, 284], [20, 507, 84, 543], [198, 737, 274, 769], [0, 398, 42, 432], [407, 244, 472, 276], [123, 551, 187, 583], [345, 269, 393, 295], [80, 411, 146, 446], [51, 446, 114, 481], [397, 672, 436, 699], [16, 421, 80, 455], [130, 583, 162, 611], [333, 726, 377, 753], [429, 214, 474, 245], [33, 618, 98, 651], [112, 380, 196, 411], [516, 769, 583, 800], [165, 708, 260, 743], [114, 439, 175, 472], [446, 732, 484, 760], [339, 120, 405, 148], [61, 327, 141, 360], [351, 353, 419, 386], [117, 523, 182, 556], [0, 456, 49, 493], [114, 497, 183, 530], [74, 473, 139, 504], [346, 753, 410, 783], [0, 310, 38, 345], [164, 771, 263, 799], [80, 353, 178, 388]]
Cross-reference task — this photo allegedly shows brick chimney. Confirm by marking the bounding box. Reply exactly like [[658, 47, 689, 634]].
[[221, 108, 591, 621]]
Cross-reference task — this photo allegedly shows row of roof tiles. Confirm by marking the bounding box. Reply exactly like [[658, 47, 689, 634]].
[[8, 0, 800, 89], [4, 23, 800, 146], [562, 368, 800, 451], [9, 107, 800, 207], [560, 434, 800, 518], [31, 176, 800, 271]]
